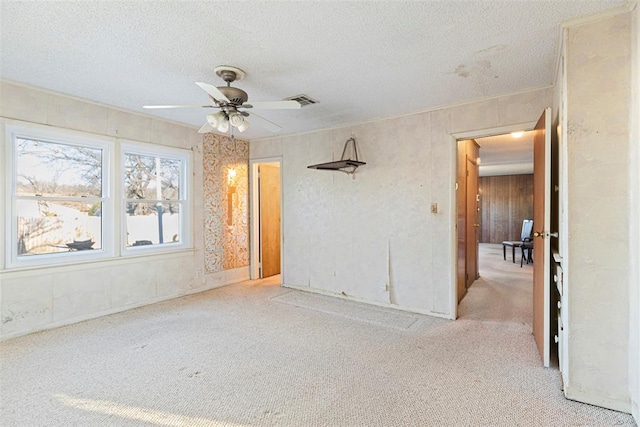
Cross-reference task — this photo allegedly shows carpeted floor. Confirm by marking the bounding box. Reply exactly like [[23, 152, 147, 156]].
[[0, 244, 635, 426]]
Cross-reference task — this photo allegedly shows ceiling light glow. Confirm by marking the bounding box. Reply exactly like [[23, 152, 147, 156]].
[[511, 131, 525, 138]]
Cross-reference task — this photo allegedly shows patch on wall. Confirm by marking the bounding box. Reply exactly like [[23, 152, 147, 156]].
[[203, 134, 249, 273]]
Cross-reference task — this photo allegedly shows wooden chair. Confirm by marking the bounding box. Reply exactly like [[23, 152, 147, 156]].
[[521, 240, 533, 267], [502, 219, 533, 263]]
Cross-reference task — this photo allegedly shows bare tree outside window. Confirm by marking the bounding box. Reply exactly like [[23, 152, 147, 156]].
[[8, 127, 190, 267], [123, 151, 184, 247], [15, 138, 104, 256]]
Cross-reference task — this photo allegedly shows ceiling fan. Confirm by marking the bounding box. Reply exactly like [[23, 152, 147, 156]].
[[143, 66, 301, 134]]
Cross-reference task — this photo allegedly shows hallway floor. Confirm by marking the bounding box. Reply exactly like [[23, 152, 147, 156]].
[[459, 243, 533, 326]]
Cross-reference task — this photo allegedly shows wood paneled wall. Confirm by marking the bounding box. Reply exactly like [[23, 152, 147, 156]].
[[479, 174, 533, 243]]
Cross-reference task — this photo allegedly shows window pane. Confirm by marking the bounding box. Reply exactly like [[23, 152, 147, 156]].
[[124, 154, 181, 201], [17, 200, 102, 256], [125, 202, 181, 247], [16, 138, 102, 197]]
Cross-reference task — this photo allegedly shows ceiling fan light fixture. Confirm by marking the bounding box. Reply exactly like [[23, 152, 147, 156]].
[[146, 66, 293, 134], [217, 118, 230, 133], [207, 112, 225, 127], [237, 120, 249, 133], [229, 112, 245, 127]]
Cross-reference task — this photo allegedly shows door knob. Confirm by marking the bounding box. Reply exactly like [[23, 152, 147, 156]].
[[533, 231, 559, 238], [473, 223, 480, 228]]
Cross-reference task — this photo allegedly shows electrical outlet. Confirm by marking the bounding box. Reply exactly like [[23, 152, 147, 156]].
[[431, 203, 438, 214], [195, 270, 201, 279]]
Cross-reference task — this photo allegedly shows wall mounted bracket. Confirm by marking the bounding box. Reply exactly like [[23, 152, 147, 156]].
[[307, 137, 366, 175]]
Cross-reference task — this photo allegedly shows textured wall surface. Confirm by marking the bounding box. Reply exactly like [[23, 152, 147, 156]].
[[251, 87, 550, 317], [630, 5, 640, 423], [565, 12, 632, 412], [479, 174, 534, 243], [0, 82, 248, 340], [202, 134, 249, 273]]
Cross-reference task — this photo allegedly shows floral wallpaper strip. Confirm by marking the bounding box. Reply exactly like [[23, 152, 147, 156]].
[[202, 133, 249, 273]]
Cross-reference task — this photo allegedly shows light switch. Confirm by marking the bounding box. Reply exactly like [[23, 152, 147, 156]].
[[431, 203, 438, 214]]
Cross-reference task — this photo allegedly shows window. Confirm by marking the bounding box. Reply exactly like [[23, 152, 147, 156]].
[[122, 143, 189, 252], [5, 125, 192, 269], [6, 126, 111, 267]]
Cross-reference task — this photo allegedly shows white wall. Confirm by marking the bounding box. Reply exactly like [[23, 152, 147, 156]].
[[251, 12, 637, 414], [0, 81, 247, 341], [552, 24, 570, 384], [630, 3, 640, 423], [251, 88, 550, 317], [563, 12, 632, 412]]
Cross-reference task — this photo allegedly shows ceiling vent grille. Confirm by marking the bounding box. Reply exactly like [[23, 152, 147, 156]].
[[285, 94, 318, 107]]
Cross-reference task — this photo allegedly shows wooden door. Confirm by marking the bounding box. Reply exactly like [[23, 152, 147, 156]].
[[466, 155, 479, 287], [259, 164, 281, 278], [533, 108, 552, 367], [456, 141, 468, 303]]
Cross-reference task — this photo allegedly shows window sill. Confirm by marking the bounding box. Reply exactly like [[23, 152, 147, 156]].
[[1, 248, 197, 276]]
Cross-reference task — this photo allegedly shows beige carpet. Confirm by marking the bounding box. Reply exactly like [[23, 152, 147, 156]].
[[0, 244, 635, 426]]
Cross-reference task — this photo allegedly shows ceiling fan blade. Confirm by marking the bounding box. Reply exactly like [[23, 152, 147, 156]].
[[248, 112, 282, 133], [196, 82, 229, 103], [198, 122, 215, 134], [143, 104, 213, 109], [242, 100, 301, 110]]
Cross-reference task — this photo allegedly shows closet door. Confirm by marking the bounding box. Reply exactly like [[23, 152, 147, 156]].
[[259, 164, 281, 278]]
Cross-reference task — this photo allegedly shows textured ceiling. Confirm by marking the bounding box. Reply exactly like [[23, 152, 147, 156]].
[[0, 0, 628, 140], [476, 131, 534, 176]]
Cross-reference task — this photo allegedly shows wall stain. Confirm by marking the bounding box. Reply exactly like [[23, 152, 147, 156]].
[[451, 60, 492, 79], [2, 309, 47, 324], [454, 64, 470, 78]]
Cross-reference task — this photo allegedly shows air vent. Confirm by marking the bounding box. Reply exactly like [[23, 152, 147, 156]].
[[285, 94, 318, 107]]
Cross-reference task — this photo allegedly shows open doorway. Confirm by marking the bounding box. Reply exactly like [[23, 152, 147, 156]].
[[456, 131, 535, 302], [250, 158, 282, 282], [456, 132, 535, 333], [476, 131, 536, 267], [453, 110, 555, 368]]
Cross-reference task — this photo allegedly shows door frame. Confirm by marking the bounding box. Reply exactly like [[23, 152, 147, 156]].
[[249, 157, 283, 282], [450, 121, 537, 319], [465, 144, 480, 288]]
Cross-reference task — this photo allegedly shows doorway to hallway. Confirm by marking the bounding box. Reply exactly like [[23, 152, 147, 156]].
[[250, 158, 283, 281], [456, 131, 535, 302], [453, 109, 555, 368]]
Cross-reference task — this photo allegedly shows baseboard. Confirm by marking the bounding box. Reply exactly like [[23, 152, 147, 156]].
[[564, 385, 632, 414], [282, 283, 454, 320], [204, 266, 250, 289], [1, 266, 251, 342], [632, 399, 639, 424]]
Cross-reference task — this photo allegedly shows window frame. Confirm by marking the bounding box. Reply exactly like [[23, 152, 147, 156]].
[[5, 124, 114, 269], [120, 141, 191, 255]]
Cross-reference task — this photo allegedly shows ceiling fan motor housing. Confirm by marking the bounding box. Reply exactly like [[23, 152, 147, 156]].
[[216, 86, 248, 105]]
